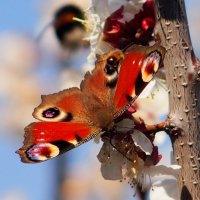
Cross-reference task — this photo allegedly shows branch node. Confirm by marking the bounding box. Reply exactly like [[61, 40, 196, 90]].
[[189, 155, 194, 159], [187, 141, 193, 146], [183, 107, 189, 113], [181, 82, 188, 87], [179, 117, 183, 121], [176, 156, 180, 160], [193, 168, 198, 171], [179, 142, 184, 146], [193, 181, 198, 185]]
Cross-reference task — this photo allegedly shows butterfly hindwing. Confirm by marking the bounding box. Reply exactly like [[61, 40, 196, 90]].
[[17, 87, 101, 163], [17, 122, 100, 163]]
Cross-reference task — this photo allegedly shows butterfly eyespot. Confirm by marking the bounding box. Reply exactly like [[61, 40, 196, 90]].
[[64, 112, 73, 121], [26, 143, 60, 162], [42, 107, 60, 118], [107, 56, 118, 66], [141, 51, 161, 82], [104, 65, 116, 75], [34, 106, 71, 122]]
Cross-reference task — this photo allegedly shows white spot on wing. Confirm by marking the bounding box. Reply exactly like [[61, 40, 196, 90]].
[[106, 71, 118, 82], [68, 140, 78, 145], [138, 59, 143, 66]]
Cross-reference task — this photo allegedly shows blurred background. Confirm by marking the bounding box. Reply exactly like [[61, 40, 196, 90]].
[[0, 0, 199, 200]]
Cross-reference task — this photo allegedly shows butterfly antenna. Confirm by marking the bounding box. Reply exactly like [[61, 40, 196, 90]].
[[35, 20, 54, 42]]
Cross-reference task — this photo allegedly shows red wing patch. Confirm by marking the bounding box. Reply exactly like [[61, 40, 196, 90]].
[[17, 122, 100, 163], [114, 45, 165, 116]]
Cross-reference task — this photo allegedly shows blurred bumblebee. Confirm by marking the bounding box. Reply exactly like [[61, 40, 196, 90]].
[[38, 4, 89, 50]]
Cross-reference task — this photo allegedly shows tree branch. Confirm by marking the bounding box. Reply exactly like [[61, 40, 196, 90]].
[[154, 0, 200, 199]]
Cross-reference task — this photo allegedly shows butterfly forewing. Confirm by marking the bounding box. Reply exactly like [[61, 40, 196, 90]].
[[17, 87, 102, 163], [113, 44, 165, 117], [80, 49, 124, 107]]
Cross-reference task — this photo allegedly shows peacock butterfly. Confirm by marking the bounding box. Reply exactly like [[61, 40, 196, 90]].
[[16, 44, 165, 163]]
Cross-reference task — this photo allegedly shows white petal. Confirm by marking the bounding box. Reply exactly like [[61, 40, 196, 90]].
[[92, 0, 110, 20], [100, 161, 123, 180], [148, 165, 181, 178], [149, 176, 180, 200], [107, 0, 128, 13], [98, 144, 125, 180], [131, 130, 153, 155], [97, 141, 110, 163]]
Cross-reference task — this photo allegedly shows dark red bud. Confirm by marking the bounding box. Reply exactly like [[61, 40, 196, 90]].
[[141, 18, 155, 31]]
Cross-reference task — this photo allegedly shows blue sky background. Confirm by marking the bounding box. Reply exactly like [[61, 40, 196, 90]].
[[0, 0, 40, 33], [0, 1, 200, 200], [0, 1, 62, 200]]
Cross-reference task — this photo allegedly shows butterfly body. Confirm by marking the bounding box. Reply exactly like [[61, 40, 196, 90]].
[[17, 44, 165, 163]]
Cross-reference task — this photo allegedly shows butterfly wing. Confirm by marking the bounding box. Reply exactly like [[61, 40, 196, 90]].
[[80, 49, 124, 107], [80, 44, 165, 116], [17, 88, 101, 163], [17, 122, 99, 163], [17, 49, 125, 163], [113, 44, 165, 117], [17, 44, 165, 163]]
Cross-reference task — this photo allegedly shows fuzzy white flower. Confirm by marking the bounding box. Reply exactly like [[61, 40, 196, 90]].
[[138, 165, 181, 186], [129, 165, 181, 196], [97, 118, 180, 199], [149, 176, 180, 200], [97, 119, 154, 181], [85, 7, 103, 62]]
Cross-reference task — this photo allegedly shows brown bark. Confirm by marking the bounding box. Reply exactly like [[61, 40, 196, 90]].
[[154, 0, 200, 199]]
